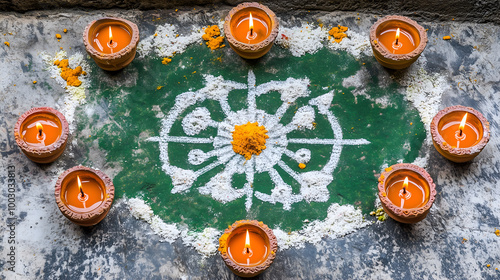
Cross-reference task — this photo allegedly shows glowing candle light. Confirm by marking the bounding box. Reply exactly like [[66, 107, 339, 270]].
[[379, 26, 415, 54], [109, 25, 113, 44], [395, 28, 400, 46], [244, 229, 251, 249], [378, 163, 436, 223], [431, 106, 490, 162], [22, 118, 60, 147], [77, 175, 85, 198], [224, 2, 279, 59], [85, 17, 139, 71], [249, 13, 254, 36], [387, 174, 427, 209], [36, 122, 43, 137], [219, 220, 278, 277], [15, 107, 69, 163], [55, 166, 115, 226], [459, 113, 467, 137], [440, 112, 478, 149], [370, 15, 427, 69]]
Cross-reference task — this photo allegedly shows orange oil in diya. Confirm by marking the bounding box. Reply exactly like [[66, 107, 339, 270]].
[[63, 174, 105, 213], [386, 175, 429, 209], [439, 113, 480, 148], [92, 25, 131, 54], [21, 115, 62, 147], [378, 27, 417, 54], [231, 11, 270, 44], [227, 228, 269, 266]]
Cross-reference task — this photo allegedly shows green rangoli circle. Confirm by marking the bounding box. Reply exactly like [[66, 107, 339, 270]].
[[83, 45, 425, 232]]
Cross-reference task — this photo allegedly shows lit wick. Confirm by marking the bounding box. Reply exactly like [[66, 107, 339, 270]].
[[395, 28, 400, 45], [109, 26, 113, 45], [77, 175, 85, 198], [459, 113, 468, 137], [245, 229, 251, 253], [243, 229, 253, 256], [36, 122, 43, 137], [249, 13, 254, 37], [402, 176, 408, 194]]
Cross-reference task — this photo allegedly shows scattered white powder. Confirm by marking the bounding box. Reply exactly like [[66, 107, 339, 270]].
[[41, 51, 90, 133], [256, 183, 300, 211], [217, 20, 225, 37], [342, 68, 392, 108], [275, 22, 370, 58], [412, 155, 429, 168], [127, 198, 181, 243], [128, 197, 155, 222], [291, 106, 316, 130], [300, 171, 332, 202], [128, 197, 221, 257], [394, 63, 446, 143], [275, 23, 327, 57], [137, 24, 202, 58], [170, 166, 197, 193], [188, 149, 208, 165], [327, 30, 371, 58], [255, 168, 303, 211], [198, 170, 245, 203], [294, 148, 311, 163], [181, 227, 221, 258], [374, 196, 382, 209], [150, 215, 182, 242], [274, 203, 370, 250], [198, 74, 247, 100], [128, 197, 370, 256], [182, 107, 212, 135], [309, 92, 334, 114]]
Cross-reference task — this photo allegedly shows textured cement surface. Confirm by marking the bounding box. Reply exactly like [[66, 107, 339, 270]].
[[0, 1, 499, 24], [0, 7, 500, 280]]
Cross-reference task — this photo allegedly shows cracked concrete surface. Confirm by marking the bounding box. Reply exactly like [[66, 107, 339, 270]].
[[0, 6, 499, 280]]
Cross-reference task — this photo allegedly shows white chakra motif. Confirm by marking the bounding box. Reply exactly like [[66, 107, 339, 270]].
[[148, 71, 370, 211]]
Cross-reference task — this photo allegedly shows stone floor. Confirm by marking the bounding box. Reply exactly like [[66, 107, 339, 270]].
[[0, 7, 499, 280]]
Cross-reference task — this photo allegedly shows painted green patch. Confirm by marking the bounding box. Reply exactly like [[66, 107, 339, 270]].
[[77, 44, 425, 232]]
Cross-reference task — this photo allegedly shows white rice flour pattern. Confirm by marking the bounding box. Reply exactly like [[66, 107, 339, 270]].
[[148, 71, 370, 211]]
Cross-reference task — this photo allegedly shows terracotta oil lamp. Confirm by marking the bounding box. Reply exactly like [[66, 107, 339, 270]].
[[83, 17, 140, 71], [224, 2, 279, 59], [378, 163, 436, 223], [14, 107, 69, 163], [431, 105, 490, 162], [55, 166, 115, 226], [219, 220, 278, 277], [370, 15, 427, 69]]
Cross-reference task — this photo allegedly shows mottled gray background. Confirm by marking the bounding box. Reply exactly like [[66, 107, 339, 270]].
[[1, 3, 500, 280]]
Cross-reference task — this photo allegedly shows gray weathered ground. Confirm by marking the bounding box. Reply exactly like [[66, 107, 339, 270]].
[[0, 7, 499, 280]]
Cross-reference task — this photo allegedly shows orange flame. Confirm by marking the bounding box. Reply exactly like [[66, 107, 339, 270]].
[[109, 26, 113, 43], [36, 122, 43, 134], [249, 13, 254, 33], [244, 229, 251, 249], [402, 176, 409, 194], [459, 113, 468, 132], [395, 28, 400, 44], [77, 176, 83, 194]]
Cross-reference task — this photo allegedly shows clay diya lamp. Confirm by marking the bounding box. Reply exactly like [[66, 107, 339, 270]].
[[369, 15, 427, 69], [430, 105, 490, 163], [224, 2, 279, 59], [14, 107, 69, 163], [219, 220, 278, 277], [55, 166, 115, 226], [378, 163, 436, 224], [83, 17, 140, 71]]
